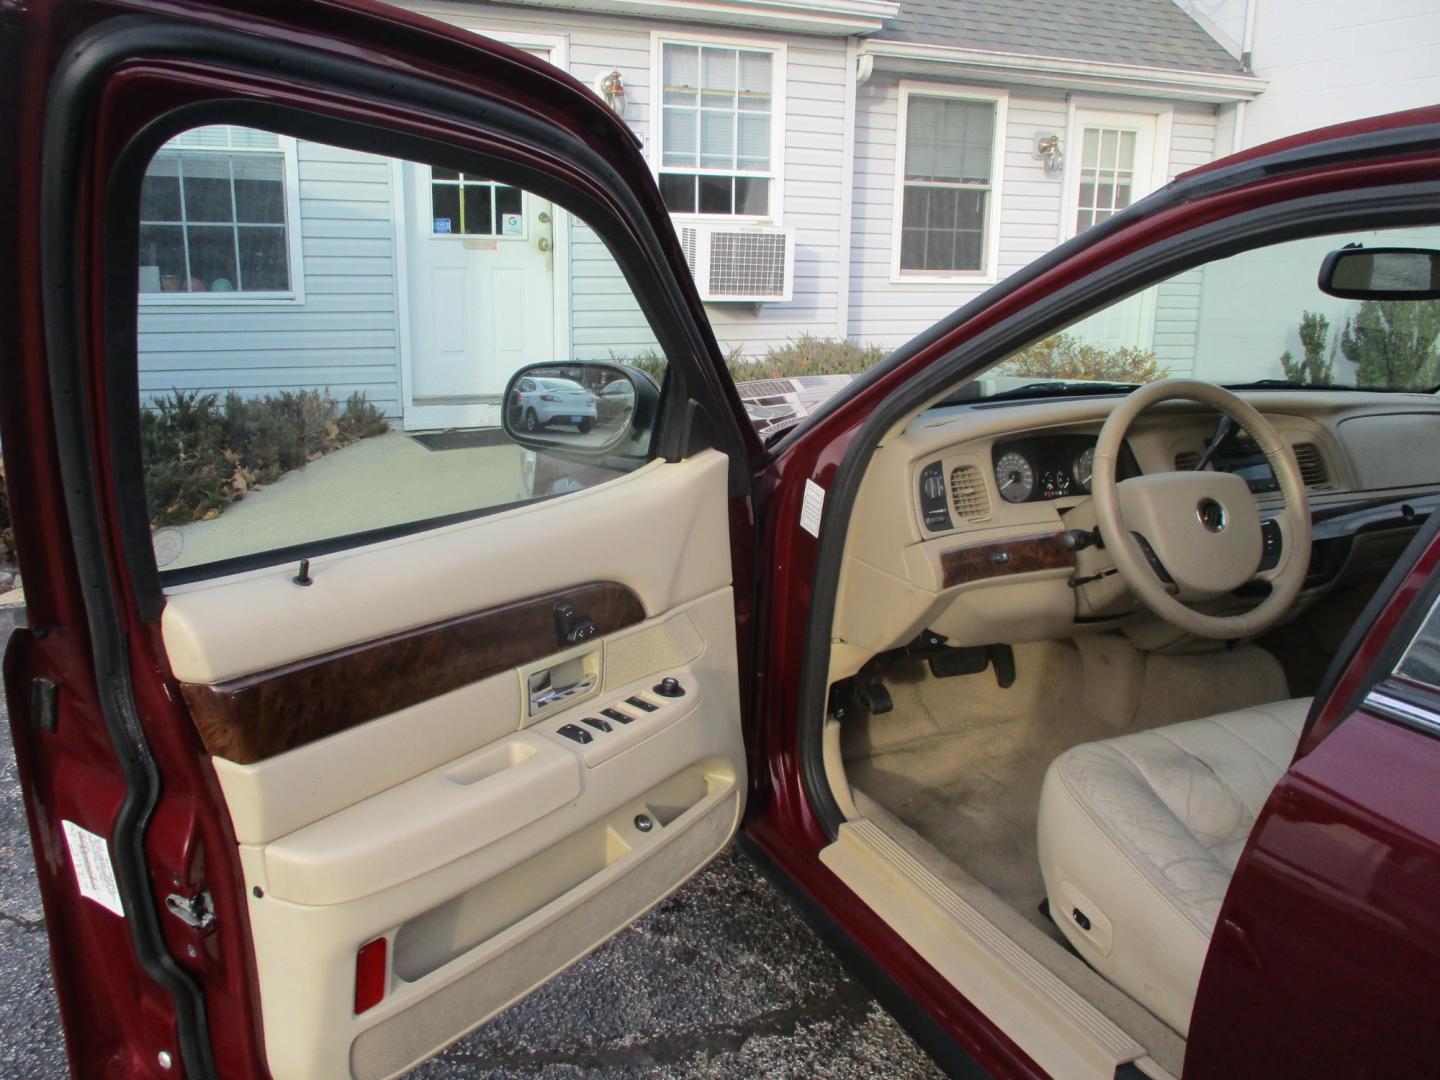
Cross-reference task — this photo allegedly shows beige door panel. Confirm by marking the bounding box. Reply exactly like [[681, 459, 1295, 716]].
[[161, 450, 732, 685], [156, 452, 744, 1080]]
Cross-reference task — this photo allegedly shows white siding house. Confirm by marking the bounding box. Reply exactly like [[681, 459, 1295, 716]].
[[140, 0, 1422, 430]]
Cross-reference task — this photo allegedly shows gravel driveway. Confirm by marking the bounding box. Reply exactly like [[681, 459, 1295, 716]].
[[0, 607, 943, 1078]]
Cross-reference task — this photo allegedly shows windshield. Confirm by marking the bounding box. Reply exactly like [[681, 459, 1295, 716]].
[[961, 224, 1440, 403]]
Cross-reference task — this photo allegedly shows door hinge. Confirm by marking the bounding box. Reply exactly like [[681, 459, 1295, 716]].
[[165, 890, 215, 932]]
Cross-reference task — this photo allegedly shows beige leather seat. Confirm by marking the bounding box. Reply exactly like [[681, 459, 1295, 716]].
[[1036, 698, 1310, 1036]]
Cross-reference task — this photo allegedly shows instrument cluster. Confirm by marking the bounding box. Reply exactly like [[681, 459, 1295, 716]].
[[991, 435, 1139, 503]]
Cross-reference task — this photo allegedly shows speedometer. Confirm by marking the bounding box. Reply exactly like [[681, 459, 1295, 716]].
[[995, 451, 1035, 503], [1073, 446, 1095, 490]]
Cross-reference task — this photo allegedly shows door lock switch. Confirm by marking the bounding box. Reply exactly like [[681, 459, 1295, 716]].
[[582, 717, 612, 733], [600, 707, 633, 725], [624, 696, 658, 713], [557, 723, 593, 744]]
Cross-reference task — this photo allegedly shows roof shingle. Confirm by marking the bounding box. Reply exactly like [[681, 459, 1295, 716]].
[[875, 0, 1246, 76]]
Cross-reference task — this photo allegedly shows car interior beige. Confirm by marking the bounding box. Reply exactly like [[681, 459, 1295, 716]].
[[816, 226, 1440, 1078]]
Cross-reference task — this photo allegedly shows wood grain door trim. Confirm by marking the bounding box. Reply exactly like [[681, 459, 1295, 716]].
[[180, 581, 645, 764]]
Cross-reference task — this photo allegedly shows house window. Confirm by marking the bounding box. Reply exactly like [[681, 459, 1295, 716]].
[[1075, 127, 1138, 233], [895, 90, 1003, 278], [657, 42, 776, 217], [429, 170, 525, 236], [139, 126, 300, 297]]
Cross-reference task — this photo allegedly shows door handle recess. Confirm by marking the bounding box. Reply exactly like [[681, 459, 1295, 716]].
[[528, 671, 597, 715]]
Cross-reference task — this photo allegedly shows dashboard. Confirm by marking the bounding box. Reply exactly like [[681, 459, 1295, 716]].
[[830, 389, 1440, 678]]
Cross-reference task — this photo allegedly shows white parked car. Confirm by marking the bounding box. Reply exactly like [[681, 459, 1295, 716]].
[[508, 377, 597, 434]]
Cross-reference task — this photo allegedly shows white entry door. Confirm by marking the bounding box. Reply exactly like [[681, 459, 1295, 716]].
[[402, 164, 558, 430], [1065, 108, 1168, 353]]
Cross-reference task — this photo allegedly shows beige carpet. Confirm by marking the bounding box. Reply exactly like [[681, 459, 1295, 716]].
[[841, 635, 1289, 940]]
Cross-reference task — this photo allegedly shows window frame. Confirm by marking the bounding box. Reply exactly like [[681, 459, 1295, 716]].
[[648, 30, 787, 226], [425, 168, 529, 240], [138, 131, 305, 306], [890, 82, 1008, 286]]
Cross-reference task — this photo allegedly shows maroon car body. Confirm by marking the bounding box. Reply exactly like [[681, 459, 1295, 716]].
[[2, 1, 1440, 1076]]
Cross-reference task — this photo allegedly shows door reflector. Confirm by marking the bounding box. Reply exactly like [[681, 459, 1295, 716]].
[[354, 937, 388, 1014]]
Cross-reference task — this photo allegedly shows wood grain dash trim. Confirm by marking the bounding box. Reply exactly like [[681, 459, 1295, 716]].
[[180, 581, 645, 765], [940, 532, 1075, 589]]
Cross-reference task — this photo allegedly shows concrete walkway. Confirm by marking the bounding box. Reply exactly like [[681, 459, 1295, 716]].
[[156, 432, 526, 572]]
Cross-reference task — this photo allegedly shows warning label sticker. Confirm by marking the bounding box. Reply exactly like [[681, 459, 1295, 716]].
[[62, 821, 125, 918]]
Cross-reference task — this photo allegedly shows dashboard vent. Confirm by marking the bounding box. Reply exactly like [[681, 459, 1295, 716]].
[[1294, 443, 1330, 488], [1174, 450, 1200, 471], [950, 465, 991, 522]]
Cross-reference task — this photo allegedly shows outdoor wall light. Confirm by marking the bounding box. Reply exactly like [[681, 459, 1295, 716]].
[[596, 69, 628, 117], [1034, 132, 1063, 174]]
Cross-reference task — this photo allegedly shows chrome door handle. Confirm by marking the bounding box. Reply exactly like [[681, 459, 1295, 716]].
[[528, 671, 596, 715]]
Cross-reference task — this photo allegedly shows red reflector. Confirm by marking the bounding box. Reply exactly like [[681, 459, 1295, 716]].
[[354, 938, 387, 1015]]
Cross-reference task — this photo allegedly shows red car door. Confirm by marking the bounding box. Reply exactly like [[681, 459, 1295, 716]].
[[0, 2, 762, 1077], [1188, 512, 1440, 1077]]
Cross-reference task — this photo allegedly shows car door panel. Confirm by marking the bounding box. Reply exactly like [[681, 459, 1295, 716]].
[[150, 451, 741, 1079]]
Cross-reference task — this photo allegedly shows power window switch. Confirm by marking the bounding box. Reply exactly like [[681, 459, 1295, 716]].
[[625, 696, 659, 713], [600, 707, 633, 725], [583, 717, 612, 734], [557, 723, 593, 744]]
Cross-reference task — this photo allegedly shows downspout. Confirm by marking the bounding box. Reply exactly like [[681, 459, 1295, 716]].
[[835, 39, 864, 340], [1234, 0, 1258, 148]]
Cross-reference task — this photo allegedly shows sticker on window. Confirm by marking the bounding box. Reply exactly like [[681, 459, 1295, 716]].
[[62, 820, 125, 917], [501, 213, 524, 237], [433, 218, 452, 234]]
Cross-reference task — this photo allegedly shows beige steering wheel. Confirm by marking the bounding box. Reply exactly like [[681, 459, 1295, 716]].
[[1091, 379, 1311, 640]]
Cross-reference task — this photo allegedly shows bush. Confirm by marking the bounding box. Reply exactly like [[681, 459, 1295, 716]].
[[1000, 334, 1165, 383], [1279, 310, 1336, 385], [141, 388, 389, 526], [611, 335, 888, 385], [1340, 298, 1440, 390]]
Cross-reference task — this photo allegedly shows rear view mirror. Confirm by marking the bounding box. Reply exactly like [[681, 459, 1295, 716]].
[[1319, 246, 1440, 300], [502, 361, 660, 461]]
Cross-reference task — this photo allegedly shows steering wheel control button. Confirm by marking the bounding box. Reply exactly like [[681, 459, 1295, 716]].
[[1258, 519, 1284, 571], [600, 707, 633, 725], [625, 695, 659, 713], [1196, 497, 1228, 533], [1132, 532, 1176, 585], [582, 717, 612, 733], [654, 677, 685, 698], [557, 724, 593, 745]]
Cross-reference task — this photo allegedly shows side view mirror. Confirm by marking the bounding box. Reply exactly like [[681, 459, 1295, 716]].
[[1319, 246, 1440, 300], [502, 361, 660, 462]]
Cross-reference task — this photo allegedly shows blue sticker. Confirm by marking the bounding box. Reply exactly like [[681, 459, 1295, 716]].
[[433, 218, 452, 234]]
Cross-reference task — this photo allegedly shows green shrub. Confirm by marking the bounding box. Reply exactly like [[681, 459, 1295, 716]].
[[1279, 310, 1336, 385], [1000, 334, 1165, 383], [1340, 298, 1440, 390], [728, 335, 887, 381], [141, 388, 390, 526]]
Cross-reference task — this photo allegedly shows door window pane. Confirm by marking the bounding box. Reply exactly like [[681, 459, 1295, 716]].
[[1075, 125, 1138, 235], [133, 125, 671, 582]]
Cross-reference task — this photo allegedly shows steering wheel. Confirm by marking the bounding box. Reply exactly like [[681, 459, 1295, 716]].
[[1091, 379, 1311, 640]]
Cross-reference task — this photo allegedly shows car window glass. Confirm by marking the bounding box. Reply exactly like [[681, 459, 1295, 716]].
[[1397, 594, 1440, 691], [134, 125, 668, 581], [959, 223, 1440, 401]]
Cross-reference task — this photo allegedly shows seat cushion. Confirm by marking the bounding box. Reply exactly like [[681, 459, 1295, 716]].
[[1036, 698, 1309, 1035]]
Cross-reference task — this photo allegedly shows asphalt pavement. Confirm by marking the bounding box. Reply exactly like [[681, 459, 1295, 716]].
[[0, 607, 943, 1078]]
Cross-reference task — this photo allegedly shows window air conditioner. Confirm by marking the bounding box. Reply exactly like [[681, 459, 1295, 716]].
[[675, 224, 795, 303]]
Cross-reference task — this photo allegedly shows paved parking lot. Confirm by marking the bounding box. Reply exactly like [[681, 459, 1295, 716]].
[[0, 608, 942, 1078]]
